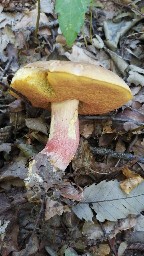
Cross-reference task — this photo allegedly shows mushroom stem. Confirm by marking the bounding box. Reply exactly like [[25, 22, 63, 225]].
[[41, 99, 79, 171]]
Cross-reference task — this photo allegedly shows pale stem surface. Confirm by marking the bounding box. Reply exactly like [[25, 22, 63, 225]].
[[41, 99, 79, 170]]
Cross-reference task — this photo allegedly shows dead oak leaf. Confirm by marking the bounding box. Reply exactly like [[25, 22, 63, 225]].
[[40, 0, 54, 14], [65, 45, 100, 66], [14, 9, 49, 31], [79, 120, 94, 138], [59, 183, 83, 201], [120, 167, 144, 194], [45, 198, 70, 220]]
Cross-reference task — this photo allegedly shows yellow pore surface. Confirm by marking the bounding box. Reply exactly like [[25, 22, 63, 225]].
[[11, 61, 132, 114]]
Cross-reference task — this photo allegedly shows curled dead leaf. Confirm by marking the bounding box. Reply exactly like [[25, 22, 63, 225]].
[[79, 120, 94, 138], [120, 167, 144, 194], [65, 45, 100, 66], [90, 244, 110, 256], [59, 183, 83, 201], [45, 198, 70, 220]]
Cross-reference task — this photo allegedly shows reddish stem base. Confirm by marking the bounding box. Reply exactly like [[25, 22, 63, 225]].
[[41, 99, 79, 171]]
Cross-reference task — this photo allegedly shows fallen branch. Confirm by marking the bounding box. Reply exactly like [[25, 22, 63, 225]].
[[79, 115, 144, 126], [35, 0, 40, 39], [91, 146, 144, 164]]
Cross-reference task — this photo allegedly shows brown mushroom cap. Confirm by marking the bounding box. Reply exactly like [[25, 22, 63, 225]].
[[11, 60, 132, 114]]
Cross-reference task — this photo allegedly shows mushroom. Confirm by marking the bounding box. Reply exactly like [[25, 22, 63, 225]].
[[11, 60, 132, 170], [11, 61, 132, 173]]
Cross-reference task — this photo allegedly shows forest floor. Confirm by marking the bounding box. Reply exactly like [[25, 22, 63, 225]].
[[0, 0, 144, 255]]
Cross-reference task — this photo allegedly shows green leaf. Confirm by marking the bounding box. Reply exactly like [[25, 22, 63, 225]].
[[55, 0, 91, 46]]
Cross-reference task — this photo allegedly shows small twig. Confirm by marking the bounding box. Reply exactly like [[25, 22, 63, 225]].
[[47, 114, 144, 127], [79, 114, 144, 127], [35, 0, 41, 40], [91, 146, 144, 164], [82, 26, 88, 47], [89, 0, 93, 43]]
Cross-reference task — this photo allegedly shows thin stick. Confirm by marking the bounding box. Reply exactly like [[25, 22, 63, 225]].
[[79, 115, 144, 127], [89, 0, 93, 44], [91, 146, 144, 164], [35, 0, 41, 40]]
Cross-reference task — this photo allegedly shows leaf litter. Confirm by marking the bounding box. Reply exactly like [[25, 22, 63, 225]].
[[0, 0, 144, 255]]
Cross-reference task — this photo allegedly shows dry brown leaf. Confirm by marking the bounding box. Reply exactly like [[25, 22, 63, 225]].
[[120, 167, 144, 194], [25, 117, 48, 135], [128, 71, 144, 86], [82, 216, 137, 240], [65, 45, 100, 66], [99, 134, 115, 147], [0, 8, 22, 29], [12, 235, 39, 256], [15, 31, 26, 49], [131, 86, 141, 96], [123, 167, 137, 178], [131, 139, 144, 156], [79, 120, 94, 138], [0, 26, 16, 61], [38, 27, 51, 36], [102, 121, 115, 134], [96, 50, 111, 69], [0, 126, 11, 143], [10, 112, 25, 130], [90, 244, 110, 256], [15, 9, 49, 30], [117, 107, 144, 132], [120, 177, 144, 194], [134, 87, 144, 104], [72, 139, 96, 172], [56, 34, 67, 45], [45, 198, 69, 220], [40, 0, 54, 14], [118, 108, 144, 124], [59, 183, 83, 201], [120, 0, 138, 9], [97, 1, 117, 19], [0, 194, 11, 215], [9, 99, 24, 113], [1, 223, 19, 255], [115, 139, 126, 153]]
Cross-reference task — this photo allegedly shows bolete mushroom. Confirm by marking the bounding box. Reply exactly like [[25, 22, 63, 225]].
[[11, 61, 132, 172]]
